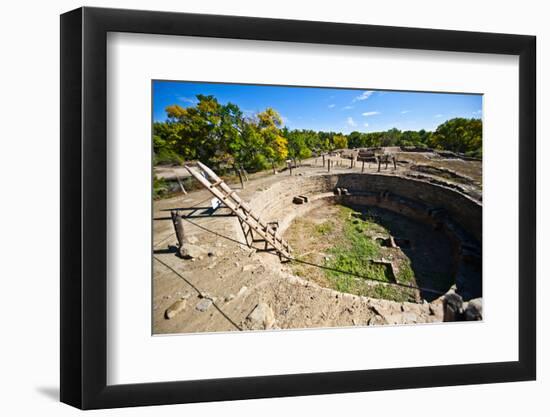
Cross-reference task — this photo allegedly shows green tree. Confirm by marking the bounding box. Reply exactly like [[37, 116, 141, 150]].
[[333, 134, 348, 149], [256, 108, 288, 163], [430, 118, 482, 156]]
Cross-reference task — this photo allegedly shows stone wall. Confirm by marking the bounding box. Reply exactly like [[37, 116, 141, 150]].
[[248, 173, 481, 244], [245, 172, 482, 300], [331, 174, 482, 242]]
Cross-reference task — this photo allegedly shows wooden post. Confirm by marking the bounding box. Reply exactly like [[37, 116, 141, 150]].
[[288, 161, 292, 176], [322, 154, 325, 167], [171, 210, 185, 249], [235, 166, 244, 189], [377, 157, 381, 172], [393, 156, 397, 170], [350, 158, 353, 168], [328, 159, 331, 173], [362, 160, 365, 173], [173, 170, 187, 195], [271, 161, 276, 174]]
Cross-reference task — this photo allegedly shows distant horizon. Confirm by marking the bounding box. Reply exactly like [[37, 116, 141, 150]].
[[153, 80, 482, 134]]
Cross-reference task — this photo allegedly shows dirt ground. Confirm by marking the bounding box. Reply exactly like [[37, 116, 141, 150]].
[[152, 152, 481, 334]]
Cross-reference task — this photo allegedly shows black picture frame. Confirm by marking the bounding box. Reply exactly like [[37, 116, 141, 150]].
[[60, 6, 536, 410]]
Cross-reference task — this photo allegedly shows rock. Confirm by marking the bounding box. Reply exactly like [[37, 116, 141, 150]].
[[401, 302, 424, 315], [384, 314, 403, 325], [443, 293, 464, 322], [225, 294, 235, 302], [464, 298, 483, 321], [179, 244, 207, 259], [428, 304, 439, 316], [165, 299, 187, 319], [207, 251, 216, 257], [195, 298, 213, 312], [402, 312, 418, 323], [246, 303, 276, 330], [237, 286, 248, 297], [368, 315, 387, 326]]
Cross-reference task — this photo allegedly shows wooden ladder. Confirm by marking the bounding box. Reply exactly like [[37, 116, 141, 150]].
[[185, 161, 292, 261]]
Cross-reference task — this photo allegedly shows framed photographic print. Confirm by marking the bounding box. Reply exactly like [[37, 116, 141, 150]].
[[60, 6, 536, 409]]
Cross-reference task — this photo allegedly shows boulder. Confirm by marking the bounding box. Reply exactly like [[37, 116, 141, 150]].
[[165, 299, 187, 319], [245, 303, 276, 330], [464, 298, 483, 321], [443, 293, 464, 322]]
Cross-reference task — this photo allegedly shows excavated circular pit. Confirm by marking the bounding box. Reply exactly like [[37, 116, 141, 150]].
[[251, 173, 482, 303]]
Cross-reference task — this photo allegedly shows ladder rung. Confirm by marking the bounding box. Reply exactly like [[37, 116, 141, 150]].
[[184, 163, 292, 258]]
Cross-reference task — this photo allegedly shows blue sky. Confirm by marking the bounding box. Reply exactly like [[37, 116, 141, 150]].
[[153, 81, 482, 134]]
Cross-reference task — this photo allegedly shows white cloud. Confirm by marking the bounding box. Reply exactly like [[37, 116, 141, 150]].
[[328, 104, 336, 108], [362, 111, 380, 117], [346, 117, 357, 127], [364, 123, 369, 127], [353, 90, 375, 102], [342, 105, 354, 110], [401, 110, 411, 114], [434, 114, 443, 118], [178, 96, 197, 104], [473, 109, 482, 115]]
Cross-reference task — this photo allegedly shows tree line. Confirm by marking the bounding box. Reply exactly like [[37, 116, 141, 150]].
[[153, 94, 482, 174]]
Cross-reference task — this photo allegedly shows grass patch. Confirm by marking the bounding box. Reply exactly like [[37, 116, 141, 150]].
[[397, 261, 415, 285], [285, 204, 419, 303], [322, 207, 417, 302], [315, 221, 334, 236]]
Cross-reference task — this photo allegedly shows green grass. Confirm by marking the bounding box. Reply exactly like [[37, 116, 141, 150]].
[[153, 176, 169, 200], [324, 207, 383, 290], [315, 221, 334, 236], [397, 260, 415, 285], [322, 206, 416, 302]]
